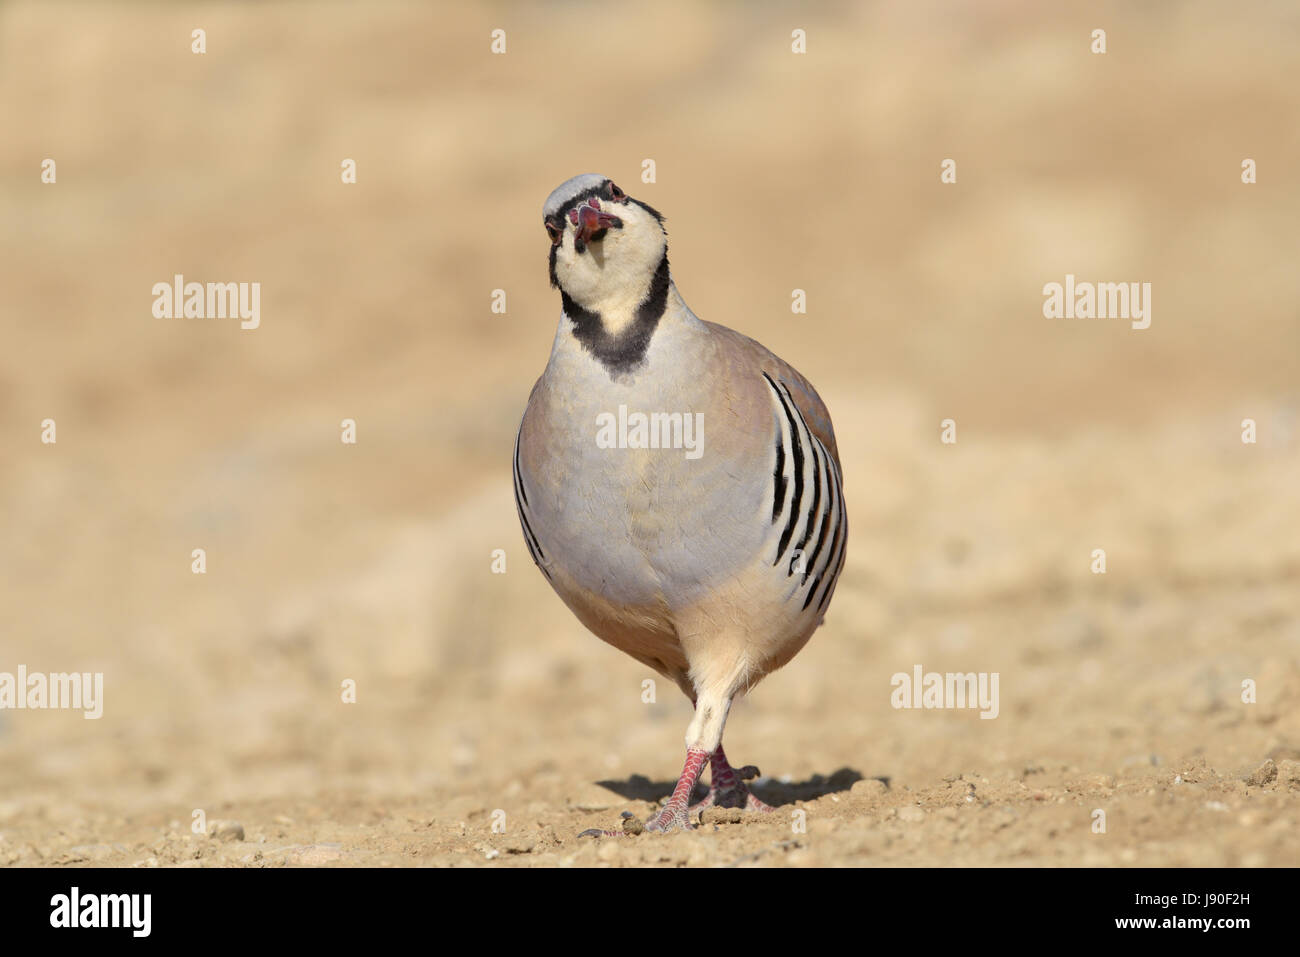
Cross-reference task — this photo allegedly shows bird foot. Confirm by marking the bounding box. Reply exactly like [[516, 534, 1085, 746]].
[[578, 747, 710, 838], [577, 804, 698, 839], [689, 762, 774, 814], [643, 803, 696, 832], [577, 749, 775, 837]]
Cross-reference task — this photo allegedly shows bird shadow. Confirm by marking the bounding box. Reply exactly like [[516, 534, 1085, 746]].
[[596, 767, 882, 808]]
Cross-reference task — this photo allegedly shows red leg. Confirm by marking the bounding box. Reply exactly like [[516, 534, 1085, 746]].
[[645, 747, 710, 831], [689, 745, 774, 813], [579, 748, 710, 837]]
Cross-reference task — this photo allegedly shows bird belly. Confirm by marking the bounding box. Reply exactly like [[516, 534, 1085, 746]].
[[530, 449, 830, 693]]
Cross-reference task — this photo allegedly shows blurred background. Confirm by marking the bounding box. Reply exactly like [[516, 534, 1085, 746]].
[[0, 0, 1297, 866]]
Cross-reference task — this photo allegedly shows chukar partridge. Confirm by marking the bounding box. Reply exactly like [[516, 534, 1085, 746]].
[[514, 173, 847, 834]]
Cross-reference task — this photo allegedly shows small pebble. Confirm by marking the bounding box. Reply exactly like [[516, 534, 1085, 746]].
[[850, 779, 887, 798], [208, 820, 245, 843], [1245, 759, 1277, 787]]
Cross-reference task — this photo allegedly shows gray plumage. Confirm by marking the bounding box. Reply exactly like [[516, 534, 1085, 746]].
[[514, 174, 847, 831]]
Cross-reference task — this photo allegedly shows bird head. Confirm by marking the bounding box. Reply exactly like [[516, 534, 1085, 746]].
[[544, 173, 667, 316]]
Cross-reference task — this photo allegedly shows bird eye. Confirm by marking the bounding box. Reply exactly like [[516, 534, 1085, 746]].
[[607, 181, 626, 201], [545, 221, 562, 245]]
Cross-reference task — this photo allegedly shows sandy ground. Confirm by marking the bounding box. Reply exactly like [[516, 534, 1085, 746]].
[[1, 1, 1297, 867]]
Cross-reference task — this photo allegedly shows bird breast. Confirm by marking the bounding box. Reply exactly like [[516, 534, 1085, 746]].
[[519, 367, 771, 609]]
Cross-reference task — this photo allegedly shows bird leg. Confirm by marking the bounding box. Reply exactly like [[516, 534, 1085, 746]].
[[578, 694, 762, 837], [689, 744, 775, 813], [644, 747, 710, 831], [578, 748, 710, 838]]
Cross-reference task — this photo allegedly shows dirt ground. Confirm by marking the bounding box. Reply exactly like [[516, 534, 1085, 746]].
[[1, 1, 1297, 867]]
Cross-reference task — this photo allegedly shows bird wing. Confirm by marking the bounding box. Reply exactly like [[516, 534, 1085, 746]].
[[702, 320, 841, 469]]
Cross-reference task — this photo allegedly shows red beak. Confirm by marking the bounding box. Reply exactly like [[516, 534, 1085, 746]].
[[572, 202, 622, 248]]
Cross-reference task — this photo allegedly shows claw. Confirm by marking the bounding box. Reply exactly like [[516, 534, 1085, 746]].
[[688, 751, 775, 815], [578, 810, 649, 839]]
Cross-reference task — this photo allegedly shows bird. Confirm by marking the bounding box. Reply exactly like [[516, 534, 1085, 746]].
[[513, 173, 847, 834]]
